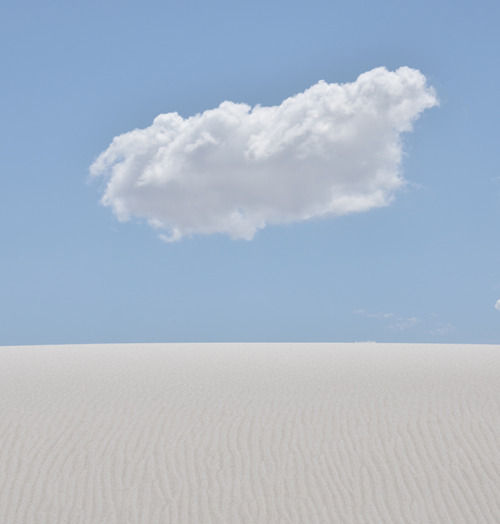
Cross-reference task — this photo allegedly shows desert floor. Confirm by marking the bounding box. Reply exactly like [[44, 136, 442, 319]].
[[1, 343, 499, 523]]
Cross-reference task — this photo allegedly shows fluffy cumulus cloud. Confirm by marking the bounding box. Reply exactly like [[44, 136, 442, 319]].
[[91, 67, 437, 241], [496, 300, 500, 311]]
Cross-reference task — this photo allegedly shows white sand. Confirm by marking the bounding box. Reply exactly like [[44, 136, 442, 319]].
[[0, 343, 499, 523]]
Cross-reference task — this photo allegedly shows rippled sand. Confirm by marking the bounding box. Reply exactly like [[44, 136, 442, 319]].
[[1, 343, 499, 523]]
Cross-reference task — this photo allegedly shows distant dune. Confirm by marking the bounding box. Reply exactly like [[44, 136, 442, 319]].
[[1, 343, 499, 523]]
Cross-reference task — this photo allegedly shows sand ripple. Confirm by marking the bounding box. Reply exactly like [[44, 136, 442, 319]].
[[0, 343, 499, 523]]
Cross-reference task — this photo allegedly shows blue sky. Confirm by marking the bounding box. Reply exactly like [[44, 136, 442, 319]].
[[1, 0, 499, 345]]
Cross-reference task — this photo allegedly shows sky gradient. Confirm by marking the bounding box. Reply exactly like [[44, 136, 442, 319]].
[[1, 0, 499, 345]]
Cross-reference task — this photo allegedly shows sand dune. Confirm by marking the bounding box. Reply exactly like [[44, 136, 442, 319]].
[[0, 343, 499, 523]]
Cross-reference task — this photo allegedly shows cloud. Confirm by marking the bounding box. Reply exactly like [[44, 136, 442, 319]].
[[495, 300, 500, 311], [390, 316, 421, 331], [355, 309, 420, 330], [91, 67, 438, 241], [428, 323, 455, 336], [354, 309, 395, 320], [356, 309, 455, 335]]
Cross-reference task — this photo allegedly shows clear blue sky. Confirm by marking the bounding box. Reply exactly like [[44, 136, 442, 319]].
[[1, 0, 499, 345]]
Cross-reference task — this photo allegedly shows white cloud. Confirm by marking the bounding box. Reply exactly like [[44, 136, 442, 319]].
[[390, 316, 421, 331], [356, 309, 456, 336], [355, 309, 419, 331], [354, 309, 395, 320], [91, 67, 437, 241], [428, 323, 455, 336], [495, 300, 500, 311]]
